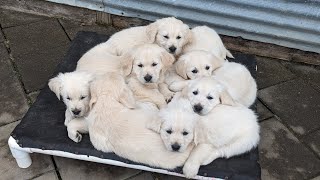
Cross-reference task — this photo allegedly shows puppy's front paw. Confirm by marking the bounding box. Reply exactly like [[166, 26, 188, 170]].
[[68, 131, 82, 143], [64, 118, 71, 126], [165, 92, 175, 103], [169, 81, 185, 92], [183, 162, 200, 179]]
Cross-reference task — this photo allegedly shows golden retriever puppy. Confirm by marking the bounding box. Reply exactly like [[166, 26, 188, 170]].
[[123, 44, 176, 109], [183, 26, 233, 60], [87, 73, 193, 169], [48, 71, 93, 143], [170, 60, 257, 107]]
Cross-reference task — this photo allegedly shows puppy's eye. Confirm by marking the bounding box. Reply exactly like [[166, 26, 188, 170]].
[[66, 97, 71, 100], [152, 62, 158, 67], [207, 96, 213, 100], [205, 66, 210, 70], [192, 69, 198, 74], [182, 131, 188, 136], [163, 35, 169, 39], [166, 130, 172, 134], [138, 64, 143, 68], [193, 91, 198, 95], [80, 96, 86, 100], [176, 36, 181, 39]]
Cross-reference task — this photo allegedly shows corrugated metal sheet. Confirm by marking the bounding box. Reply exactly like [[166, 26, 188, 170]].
[[47, 0, 320, 53]]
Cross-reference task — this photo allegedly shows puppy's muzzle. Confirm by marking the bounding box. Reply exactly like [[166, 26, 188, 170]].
[[171, 143, 181, 151], [193, 104, 203, 113], [169, 46, 177, 54], [144, 74, 153, 83], [72, 109, 81, 116]]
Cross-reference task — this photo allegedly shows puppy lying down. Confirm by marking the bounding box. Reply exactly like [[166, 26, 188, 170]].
[[123, 44, 176, 109], [148, 78, 259, 178], [87, 72, 193, 169], [48, 71, 93, 142]]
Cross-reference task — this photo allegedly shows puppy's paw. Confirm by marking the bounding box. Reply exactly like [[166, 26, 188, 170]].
[[169, 81, 185, 92], [165, 92, 175, 103], [68, 131, 82, 143], [64, 118, 71, 126], [183, 162, 199, 179]]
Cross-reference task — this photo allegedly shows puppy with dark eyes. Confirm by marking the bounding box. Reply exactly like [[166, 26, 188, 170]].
[[122, 44, 175, 109], [48, 71, 93, 143]]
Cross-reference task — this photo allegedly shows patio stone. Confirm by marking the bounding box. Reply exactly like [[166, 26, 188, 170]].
[[28, 91, 40, 104], [0, 9, 48, 28], [0, 121, 55, 180], [256, 56, 296, 89], [0, 31, 4, 43], [259, 79, 320, 136], [302, 130, 320, 157], [33, 171, 59, 180], [129, 172, 154, 180], [54, 156, 141, 180], [0, 43, 28, 126], [259, 118, 320, 180], [281, 61, 320, 92], [311, 176, 320, 180], [257, 100, 273, 122], [59, 19, 118, 40]]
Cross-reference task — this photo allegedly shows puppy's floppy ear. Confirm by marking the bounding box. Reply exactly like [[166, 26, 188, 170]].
[[146, 21, 158, 43], [182, 24, 193, 47], [119, 85, 136, 109], [89, 82, 98, 110], [219, 89, 235, 106], [209, 53, 225, 71], [48, 73, 63, 100], [146, 115, 163, 133], [120, 52, 134, 76], [161, 50, 175, 68], [175, 58, 188, 79]]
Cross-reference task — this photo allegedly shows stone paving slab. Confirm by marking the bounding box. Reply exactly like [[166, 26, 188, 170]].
[[0, 121, 55, 180], [259, 118, 320, 180], [0, 31, 4, 43], [59, 19, 118, 40], [259, 79, 320, 136], [281, 61, 320, 92], [257, 100, 273, 122], [0, 8, 48, 28], [256, 56, 296, 89], [54, 156, 141, 180], [28, 91, 40, 104], [33, 171, 59, 180], [302, 130, 320, 157], [128, 172, 155, 180], [311, 176, 320, 180], [0, 43, 28, 126]]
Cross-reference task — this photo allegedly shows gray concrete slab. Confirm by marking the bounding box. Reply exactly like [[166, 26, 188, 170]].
[[0, 31, 4, 43], [259, 118, 320, 180], [0, 43, 28, 126], [257, 100, 273, 122], [302, 130, 320, 157], [28, 91, 40, 104], [311, 176, 320, 180], [281, 61, 320, 92], [54, 156, 141, 180], [128, 172, 154, 180], [33, 171, 59, 180], [59, 19, 118, 40], [256, 57, 295, 89], [0, 9, 48, 28], [259, 79, 320, 136], [256, 56, 296, 89], [0, 121, 55, 180]]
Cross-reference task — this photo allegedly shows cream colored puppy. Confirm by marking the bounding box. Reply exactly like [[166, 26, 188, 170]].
[[87, 73, 193, 169], [123, 44, 176, 109], [170, 61, 257, 107], [48, 71, 93, 143], [78, 17, 192, 58], [183, 26, 233, 60]]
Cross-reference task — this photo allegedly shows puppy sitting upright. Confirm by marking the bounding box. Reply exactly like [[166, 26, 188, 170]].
[[122, 44, 175, 109], [48, 71, 93, 142]]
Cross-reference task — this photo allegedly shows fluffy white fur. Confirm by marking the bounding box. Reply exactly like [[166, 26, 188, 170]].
[[123, 44, 176, 109], [79, 17, 192, 57], [182, 104, 259, 178], [87, 73, 193, 169], [48, 71, 93, 142], [182, 26, 233, 60], [170, 61, 257, 108]]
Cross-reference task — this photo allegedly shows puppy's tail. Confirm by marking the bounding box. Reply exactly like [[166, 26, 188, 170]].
[[226, 49, 234, 59]]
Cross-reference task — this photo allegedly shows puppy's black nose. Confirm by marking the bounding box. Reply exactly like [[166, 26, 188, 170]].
[[72, 109, 81, 115], [169, 46, 176, 53], [193, 104, 203, 113], [144, 74, 152, 82], [171, 143, 181, 151]]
